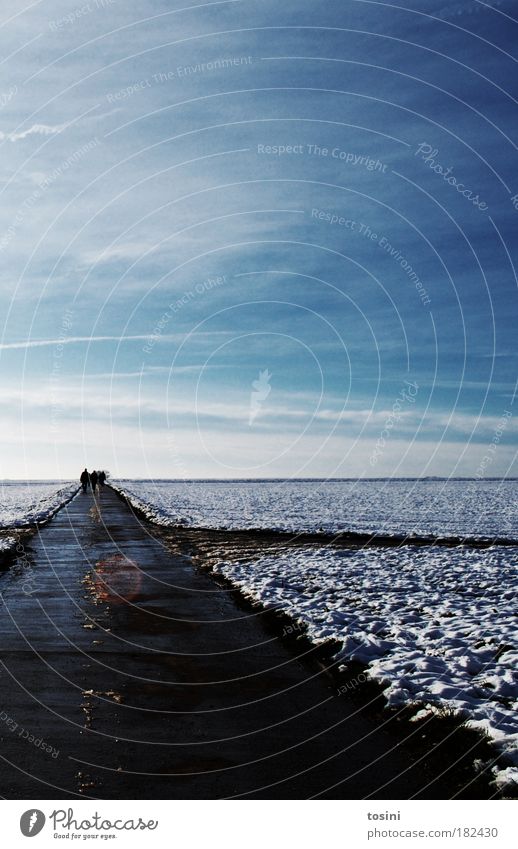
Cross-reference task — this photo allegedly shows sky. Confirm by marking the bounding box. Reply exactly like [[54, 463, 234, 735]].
[[0, 0, 517, 479]]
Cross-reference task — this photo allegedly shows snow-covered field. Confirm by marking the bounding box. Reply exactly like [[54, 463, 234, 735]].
[[0, 481, 78, 529], [114, 478, 518, 785], [213, 544, 518, 786], [113, 478, 518, 540]]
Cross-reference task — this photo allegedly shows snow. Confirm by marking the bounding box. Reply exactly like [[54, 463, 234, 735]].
[[112, 478, 518, 783], [212, 544, 518, 782], [0, 481, 78, 529], [112, 478, 518, 539], [0, 536, 17, 556]]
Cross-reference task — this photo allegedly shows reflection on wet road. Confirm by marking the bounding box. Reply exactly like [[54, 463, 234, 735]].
[[92, 554, 142, 605]]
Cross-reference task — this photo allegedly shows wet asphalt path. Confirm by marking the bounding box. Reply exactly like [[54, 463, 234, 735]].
[[0, 487, 457, 799]]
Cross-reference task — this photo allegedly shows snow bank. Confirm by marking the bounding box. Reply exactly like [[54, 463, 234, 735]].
[[0, 536, 17, 557], [0, 481, 78, 528]]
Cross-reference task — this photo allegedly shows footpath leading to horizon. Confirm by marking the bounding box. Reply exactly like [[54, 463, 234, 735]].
[[0, 487, 497, 799]]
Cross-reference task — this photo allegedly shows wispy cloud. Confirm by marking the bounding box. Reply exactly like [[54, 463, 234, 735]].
[[434, 0, 509, 20], [0, 330, 236, 351], [81, 243, 155, 265], [0, 122, 69, 142], [0, 335, 148, 351]]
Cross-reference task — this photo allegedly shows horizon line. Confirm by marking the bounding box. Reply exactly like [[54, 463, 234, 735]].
[[1, 476, 517, 483]]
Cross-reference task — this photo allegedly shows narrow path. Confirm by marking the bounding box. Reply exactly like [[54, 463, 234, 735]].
[[0, 487, 489, 799]]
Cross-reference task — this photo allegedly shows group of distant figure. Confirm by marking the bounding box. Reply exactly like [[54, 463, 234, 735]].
[[80, 468, 107, 494]]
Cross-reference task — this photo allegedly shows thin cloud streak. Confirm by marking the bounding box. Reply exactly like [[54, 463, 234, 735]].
[[0, 334, 165, 351], [0, 122, 69, 143]]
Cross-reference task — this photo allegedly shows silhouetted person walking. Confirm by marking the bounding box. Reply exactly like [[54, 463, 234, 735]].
[[80, 468, 89, 493], [90, 470, 98, 492], [98, 471, 106, 488]]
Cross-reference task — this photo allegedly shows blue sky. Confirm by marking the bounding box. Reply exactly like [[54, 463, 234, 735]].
[[0, 0, 517, 478]]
